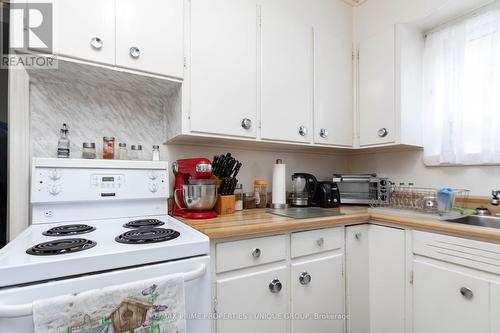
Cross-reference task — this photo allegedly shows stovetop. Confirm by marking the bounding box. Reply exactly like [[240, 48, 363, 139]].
[[0, 215, 209, 287]]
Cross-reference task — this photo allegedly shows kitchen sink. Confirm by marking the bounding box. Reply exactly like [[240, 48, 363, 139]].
[[445, 215, 500, 230]]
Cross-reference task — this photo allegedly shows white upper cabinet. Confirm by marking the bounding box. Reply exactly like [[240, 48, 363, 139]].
[[189, 0, 258, 138], [358, 26, 396, 146], [358, 24, 424, 147], [53, 0, 115, 65], [116, 0, 184, 78], [314, 29, 353, 146], [260, 7, 313, 143]]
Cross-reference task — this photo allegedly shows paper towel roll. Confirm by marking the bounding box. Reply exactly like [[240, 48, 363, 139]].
[[272, 159, 287, 205]]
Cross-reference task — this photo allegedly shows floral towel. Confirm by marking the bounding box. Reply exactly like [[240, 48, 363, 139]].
[[33, 273, 186, 333]]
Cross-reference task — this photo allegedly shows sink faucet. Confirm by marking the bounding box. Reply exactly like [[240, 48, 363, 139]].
[[492, 190, 500, 206]]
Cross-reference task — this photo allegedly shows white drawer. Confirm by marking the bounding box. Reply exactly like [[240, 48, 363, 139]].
[[216, 235, 287, 273], [291, 227, 344, 258], [413, 230, 500, 275]]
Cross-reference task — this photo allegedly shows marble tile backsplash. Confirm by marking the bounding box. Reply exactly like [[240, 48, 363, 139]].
[[30, 81, 168, 160]]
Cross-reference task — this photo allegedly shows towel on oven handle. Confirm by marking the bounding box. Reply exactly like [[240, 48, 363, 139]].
[[33, 273, 186, 333]]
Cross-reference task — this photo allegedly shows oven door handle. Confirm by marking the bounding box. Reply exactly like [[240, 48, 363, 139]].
[[0, 264, 207, 318]]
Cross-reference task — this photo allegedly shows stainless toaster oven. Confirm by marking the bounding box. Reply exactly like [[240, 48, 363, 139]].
[[332, 174, 390, 205]]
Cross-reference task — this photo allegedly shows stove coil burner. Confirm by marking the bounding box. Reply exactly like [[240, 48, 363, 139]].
[[26, 238, 97, 256], [43, 224, 96, 236], [123, 219, 165, 229], [115, 228, 180, 244]]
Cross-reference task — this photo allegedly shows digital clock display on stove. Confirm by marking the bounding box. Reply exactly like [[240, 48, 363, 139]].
[[102, 176, 115, 182]]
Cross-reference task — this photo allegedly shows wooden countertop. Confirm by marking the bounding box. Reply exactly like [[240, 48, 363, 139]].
[[179, 206, 500, 242]]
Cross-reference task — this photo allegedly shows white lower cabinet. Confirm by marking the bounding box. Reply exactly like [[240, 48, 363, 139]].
[[413, 260, 489, 333], [491, 282, 500, 332], [216, 265, 289, 333], [345, 224, 405, 333], [291, 254, 345, 333]]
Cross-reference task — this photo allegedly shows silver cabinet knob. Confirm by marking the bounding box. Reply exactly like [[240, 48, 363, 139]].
[[460, 287, 474, 300], [378, 128, 388, 138], [252, 248, 261, 258], [316, 237, 324, 247], [354, 232, 362, 240], [269, 279, 282, 293], [130, 47, 140, 58], [299, 272, 312, 285], [319, 128, 328, 138], [298, 126, 308, 137], [241, 118, 252, 130], [90, 37, 103, 50]]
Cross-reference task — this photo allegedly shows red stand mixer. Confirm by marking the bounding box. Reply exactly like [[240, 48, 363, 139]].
[[170, 158, 218, 219]]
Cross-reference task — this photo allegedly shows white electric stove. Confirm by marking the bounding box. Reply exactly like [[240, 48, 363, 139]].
[[0, 158, 211, 333]]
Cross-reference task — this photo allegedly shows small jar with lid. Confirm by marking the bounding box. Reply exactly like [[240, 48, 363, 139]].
[[235, 184, 243, 211], [152, 145, 160, 161], [102, 137, 115, 159], [254, 180, 268, 208], [243, 192, 257, 209], [82, 142, 96, 159], [118, 143, 128, 160], [136, 145, 143, 160]]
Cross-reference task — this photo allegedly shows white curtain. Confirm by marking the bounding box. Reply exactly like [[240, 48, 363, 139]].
[[423, 4, 500, 165]]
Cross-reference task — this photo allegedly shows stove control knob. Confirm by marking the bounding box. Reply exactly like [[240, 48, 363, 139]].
[[48, 169, 61, 180], [148, 170, 158, 180], [49, 184, 61, 195], [149, 183, 159, 193]]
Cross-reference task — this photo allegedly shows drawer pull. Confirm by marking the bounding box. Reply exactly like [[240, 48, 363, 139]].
[[90, 37, 103, 49], [316, 237, 324, 247], [252, 248, 261, 258], [460, 287, 474, 300], [269, 279, 282, 293], [299, 272, 311, 285], [130, 46, 141, 58], [354, 232, 362, 240]]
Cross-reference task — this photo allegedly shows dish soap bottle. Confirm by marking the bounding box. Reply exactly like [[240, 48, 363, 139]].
[[57, 123, 70, 158]]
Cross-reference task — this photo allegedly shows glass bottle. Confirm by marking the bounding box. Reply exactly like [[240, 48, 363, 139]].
[[57, 123, 70, 158], [82, 142, 96, 159]]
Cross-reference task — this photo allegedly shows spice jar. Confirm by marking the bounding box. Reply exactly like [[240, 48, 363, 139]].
[[82, 142, 96, 159], [103, 137, 115, 159], [235, 184, 243, 211], [118, 143, 128, 160], [152, 145, 160, 161], [243, 193, 257, 209], [136, 145, 143, 160], [254, 180, 268, 208]]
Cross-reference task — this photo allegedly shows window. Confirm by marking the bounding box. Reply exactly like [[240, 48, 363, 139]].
[[423, 4, 500, 165]]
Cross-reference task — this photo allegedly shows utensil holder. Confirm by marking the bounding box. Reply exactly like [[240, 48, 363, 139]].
[[215, 195, 236, 215]]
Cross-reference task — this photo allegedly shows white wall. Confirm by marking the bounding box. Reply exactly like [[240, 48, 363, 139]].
[[348, 149, 500, 195]]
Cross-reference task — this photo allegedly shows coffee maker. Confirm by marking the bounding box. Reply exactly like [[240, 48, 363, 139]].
[[289, 173, 318, 207], [170, 158, 218, 219]]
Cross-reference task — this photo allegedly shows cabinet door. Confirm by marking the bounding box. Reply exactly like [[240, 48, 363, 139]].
[[291, 254, 345, 333], [216, 266, 288, 333], [369, 225, 405, 333], [413, 260, 489, 333], [261, 7, 313, 143], [53, 0, 115, 65], [116, 0, 183, 78], [189, 0, 257, 138], [492, 282, 500, 332], [345, 225, 370, 333], [314, 29, 352, 146], [358, 26, 396, 146]]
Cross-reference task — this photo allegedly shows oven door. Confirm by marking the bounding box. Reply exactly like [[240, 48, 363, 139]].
[[336, 180, 378, 204], [0, 255, 211, 333]]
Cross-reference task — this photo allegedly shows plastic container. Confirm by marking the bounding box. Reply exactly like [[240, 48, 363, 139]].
[[254, 180, 268, 208], [437, 188, 455, 212]]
